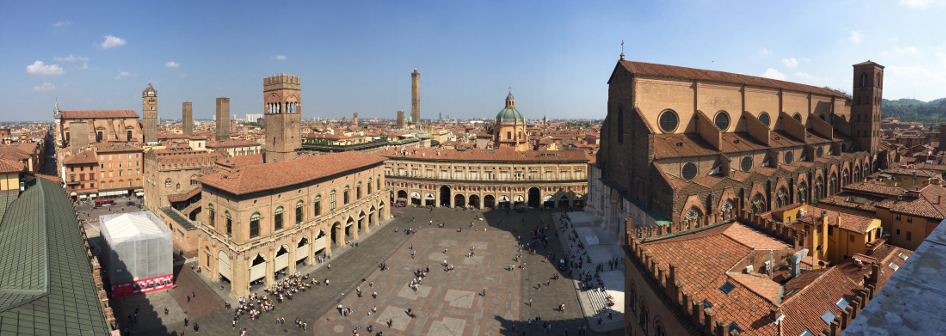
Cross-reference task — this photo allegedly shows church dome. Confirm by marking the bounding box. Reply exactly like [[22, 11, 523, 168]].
[[496, 107, 524, 123], [496, 91, 524, 123]]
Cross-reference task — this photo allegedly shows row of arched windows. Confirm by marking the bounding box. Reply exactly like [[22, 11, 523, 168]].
[[629, 282, 666, 336], [208, 175, 383, 239]]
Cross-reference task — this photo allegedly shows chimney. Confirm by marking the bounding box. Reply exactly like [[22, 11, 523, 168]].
[[791, 249, 809, 279], [939, 196, 942, 205], [869, 262, 880, 286]]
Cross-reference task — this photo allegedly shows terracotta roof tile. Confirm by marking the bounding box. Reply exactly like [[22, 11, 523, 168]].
[[781, 268, 861, 336], [0, 159, 25, 173], [200, 152, 385, 195], [618, 60, 847, 98], [60, 110, 138, 119], [795, 205, 877, 233], [62, 151, 97, 165]]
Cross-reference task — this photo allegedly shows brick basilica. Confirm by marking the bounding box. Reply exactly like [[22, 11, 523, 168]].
[[587, 56, 890, 240]]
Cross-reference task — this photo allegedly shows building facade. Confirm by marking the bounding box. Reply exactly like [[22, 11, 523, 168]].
[[380, 148, 588, 209], [590, 58, 880, 243], [195, 151, 389, 297], [94, 142, 144, 198], [143, 147, 222, 212]]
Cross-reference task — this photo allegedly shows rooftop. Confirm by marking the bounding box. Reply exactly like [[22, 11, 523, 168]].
[[843, 218, 946, 335], [0, 178, 110, 334], [60, 110, 139, 119], [199, 151, 385, 195], [617, 60, 847, 98], [377, 148, 588, 163]]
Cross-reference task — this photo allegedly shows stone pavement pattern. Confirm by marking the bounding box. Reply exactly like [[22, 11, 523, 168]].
[[113, 207, 624, 335]]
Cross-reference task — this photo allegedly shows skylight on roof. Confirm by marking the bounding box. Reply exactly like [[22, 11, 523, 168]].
[[703, 299, 713, 309], [800, 330, 816, 336], [898, 252, 909, 260], [889, 262, 900, 271], [728, 322, 743, 334], [836, 298, 849, 310], [719, 281, 736, 295], [821, 311, 836, 324]]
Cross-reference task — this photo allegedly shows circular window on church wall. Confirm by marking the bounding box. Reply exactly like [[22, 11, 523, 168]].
[[741, 156, 753, 172], [715, 112, 730, 131], [659, 111, 678, 133], [758, 112, 771, 127], [784, 151, 793, 164], [682, 162, 697, 180]]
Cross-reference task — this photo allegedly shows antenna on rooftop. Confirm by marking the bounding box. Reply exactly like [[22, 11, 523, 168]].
[[621, 40, 624, 53]]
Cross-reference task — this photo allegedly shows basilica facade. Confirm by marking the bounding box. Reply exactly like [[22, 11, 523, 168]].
[[588, 57, 887, 242]]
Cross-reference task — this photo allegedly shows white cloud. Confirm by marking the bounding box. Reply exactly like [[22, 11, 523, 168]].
[[759, 48, 771, 56], [762, 68, 787, 80], [887, 65, 937, 79], [273, 55, 286, 60], [25, 61, 65, 75], [33, 83, 55, 91], [782, 57, 799, 68], [79, 62, 88, 70], [899, 0, 942, 8], [115, 71, 136, 80], [101, 35, 126, 48], [800, 57, 812, 62], [893, 46, 918, 54], [179, 73, 188, 78], [53, 20, 71, 27], [54, 55, 89, 62], [849, 31, 862, 44], [166, 61, 180, 68], [795, 72, 828, 83]]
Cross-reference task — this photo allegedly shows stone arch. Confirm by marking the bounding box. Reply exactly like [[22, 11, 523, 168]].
[[750, 192, 766, 213], [216, 250, 231, 282], [797, 179, 809, 205], [358, 210, 367, 232], [683, 206, 703, 221], [345, 216, 356, 239], [716, 188, 738, 214], [814, 176, 824, 201], [331, 221, 343, 245], [776, 186, 789, 208], [369, 206, 377, 226], [678, 195, 706, 222]]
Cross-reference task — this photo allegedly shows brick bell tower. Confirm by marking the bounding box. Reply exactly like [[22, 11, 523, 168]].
[[142, 80, 158, 144], [263, 74, 301, 163], [851, 61, 884, 158]]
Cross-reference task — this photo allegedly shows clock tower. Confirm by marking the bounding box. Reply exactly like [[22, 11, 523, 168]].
[[142, 80, 158, 144]]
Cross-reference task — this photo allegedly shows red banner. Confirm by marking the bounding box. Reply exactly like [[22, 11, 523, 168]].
[[111, 274, 174, 297]]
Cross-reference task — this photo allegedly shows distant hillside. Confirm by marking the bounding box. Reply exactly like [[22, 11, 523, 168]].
[[882, 98, 946, 123]]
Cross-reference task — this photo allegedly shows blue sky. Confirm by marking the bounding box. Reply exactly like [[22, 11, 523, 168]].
[[1, 0, 944, 122]]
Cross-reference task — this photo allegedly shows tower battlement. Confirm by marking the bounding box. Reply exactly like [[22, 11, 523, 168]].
[[264, 74, 301, 91]]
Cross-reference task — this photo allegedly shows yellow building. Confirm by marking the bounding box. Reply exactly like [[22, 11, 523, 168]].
[[768, 204, 883, 265]]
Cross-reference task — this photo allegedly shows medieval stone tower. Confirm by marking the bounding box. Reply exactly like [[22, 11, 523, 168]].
[[182, 102, 193, 135], [851, 61, 884, 158], [411, 68, 420, 125], [142, 81, 158, 144], [263, 74, 301, 163]]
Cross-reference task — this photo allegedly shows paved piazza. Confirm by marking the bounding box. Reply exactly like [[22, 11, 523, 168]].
[[121, 206, 623, 335]]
